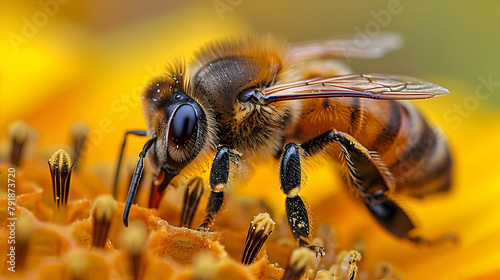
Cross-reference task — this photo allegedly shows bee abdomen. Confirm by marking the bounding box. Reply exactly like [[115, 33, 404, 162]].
[[387, 104, 436, 176], [345, 99, 453, 197], [296, 98, 453, 197], [395, 128, 452, 197], [383, 103, 452, 196], [365, 100, 403, 155]]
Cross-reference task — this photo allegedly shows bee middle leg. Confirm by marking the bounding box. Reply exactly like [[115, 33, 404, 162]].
[[301, 130, 421, 242], [279, 142, 324, 256]]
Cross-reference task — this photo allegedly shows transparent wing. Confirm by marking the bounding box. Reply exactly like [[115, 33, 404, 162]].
[[291, 32, 403, 60], [261, 74, 450, 104]]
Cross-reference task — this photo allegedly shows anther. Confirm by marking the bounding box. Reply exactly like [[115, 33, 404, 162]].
[[70, 121, 89, 169], [282, 247, 316, 280], [8, 120, 29, 166], [180, 177, 204, 228], [92, 194, 117, 248], [313, 270, 334, 280], [48, 149, 74, 223], [121, 222, 147, 280], [67, 250, 88, 280], [241, 212, 276, 265], [192, 252, 219, 280], [329, 250, 362, 280]]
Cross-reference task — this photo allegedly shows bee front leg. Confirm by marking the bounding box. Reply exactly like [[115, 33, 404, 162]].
[[113, 129, 148, 199], [197, 146, 233, 231], [280, 143, 324, 256], [302, 130, 422, 242]]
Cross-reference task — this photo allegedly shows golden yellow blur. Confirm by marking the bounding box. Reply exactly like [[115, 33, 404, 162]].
[[1, 1, 500, 280]]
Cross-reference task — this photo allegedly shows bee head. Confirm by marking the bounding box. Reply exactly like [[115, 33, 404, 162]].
[[142, 75, 215, 186]]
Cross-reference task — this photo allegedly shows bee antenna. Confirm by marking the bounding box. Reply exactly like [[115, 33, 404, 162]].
[[113, 130, 147, 198], [123, 135, 156, 227]]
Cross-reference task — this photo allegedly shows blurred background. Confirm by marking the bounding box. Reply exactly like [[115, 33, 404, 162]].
[[1, 1, 500, 279], [1, 1, 499, 161]]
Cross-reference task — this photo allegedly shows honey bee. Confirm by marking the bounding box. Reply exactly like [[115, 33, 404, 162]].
[[116, 34, 452, 252]]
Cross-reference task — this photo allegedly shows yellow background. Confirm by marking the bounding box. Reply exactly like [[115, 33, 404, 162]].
[[1, 1, 500, 279]]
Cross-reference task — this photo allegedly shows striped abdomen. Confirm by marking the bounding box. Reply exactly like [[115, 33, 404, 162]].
[[294, 97, 452, 197]]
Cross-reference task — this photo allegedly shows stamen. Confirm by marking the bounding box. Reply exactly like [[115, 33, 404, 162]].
[[16, 215, 34, 270], [8, 120, 29, 166], [48, 149, 74, 223], [67, 250, 88, 280], [329, 250, 362, 280], [92, 194, 117, 248], [282, 247, 316, 280], [314, 270, 334, 280], [192, 252, 219, 280], [121, 221, 147, 280], [70, 121, 89, 169], [180, 177, 204, 228], [241, 212, 275, 265]]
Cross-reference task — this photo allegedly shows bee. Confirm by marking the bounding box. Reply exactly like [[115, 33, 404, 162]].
[[116, 34, 452, 252]]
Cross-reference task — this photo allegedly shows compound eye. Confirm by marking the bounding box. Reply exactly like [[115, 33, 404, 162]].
[[170, 104, 197, 145]]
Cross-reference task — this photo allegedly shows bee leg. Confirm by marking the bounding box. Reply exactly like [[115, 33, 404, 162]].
[[122, 135, 157, 227], [180, 177, 204, 228], [113, 130, 147, 198], [302, 130, 424, 242], [197, 146, 232, 231], [364, 196, 457, 245], [364, 196, 417, 241], [280, 143, 324, 256]]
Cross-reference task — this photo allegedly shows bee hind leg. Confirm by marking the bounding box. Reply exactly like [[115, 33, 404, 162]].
[[364, 192, 457, 245], [302, 130, 432, 243]]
